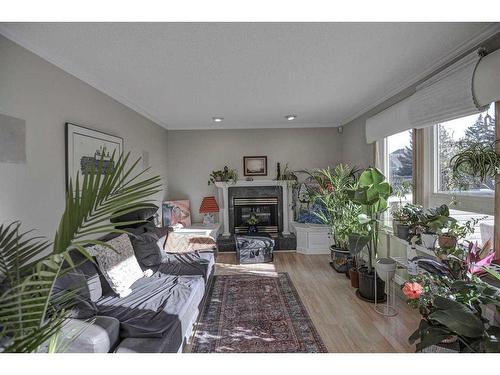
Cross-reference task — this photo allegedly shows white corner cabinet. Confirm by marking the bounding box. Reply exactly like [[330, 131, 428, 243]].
[[291, 222, 331, 255]]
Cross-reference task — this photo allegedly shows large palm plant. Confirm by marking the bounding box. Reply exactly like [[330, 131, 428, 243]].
[[304, 165, 360, 249], [0, 151, 161, 353]]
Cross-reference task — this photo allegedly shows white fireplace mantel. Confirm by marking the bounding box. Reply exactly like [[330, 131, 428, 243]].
[[214, 180, 293, 236]]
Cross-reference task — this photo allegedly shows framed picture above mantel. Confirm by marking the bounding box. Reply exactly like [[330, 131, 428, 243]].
[[243, 156, 267, 176], [65, 123, 123, 191]]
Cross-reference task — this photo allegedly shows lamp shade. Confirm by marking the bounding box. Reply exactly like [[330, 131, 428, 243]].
[[199, 196, 219, 214]]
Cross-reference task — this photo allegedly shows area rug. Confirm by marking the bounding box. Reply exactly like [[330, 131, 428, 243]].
[[191, 273, 327, 353]]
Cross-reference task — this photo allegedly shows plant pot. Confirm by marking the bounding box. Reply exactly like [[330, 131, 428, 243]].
[[349, 267, 359, 288], [374, 258, 396, 282], [330, 246, 351, 273], [392, 220, 401, 236], [438, 234, 457, 249], [395, 223, 410, 241], [247, 225, 258, 234], [357, 267, 385, 302], [421, 233, 438, 250]]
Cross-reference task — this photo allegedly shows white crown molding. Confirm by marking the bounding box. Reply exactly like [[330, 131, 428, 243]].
[[0, 24, 170, 130], [339, 22, 500, 126]]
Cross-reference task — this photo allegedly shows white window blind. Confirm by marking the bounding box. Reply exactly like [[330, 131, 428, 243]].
[[365, 49, 500, 143], [408, 50, 486, 128]]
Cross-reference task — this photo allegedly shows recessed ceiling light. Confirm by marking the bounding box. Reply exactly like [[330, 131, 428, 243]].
[[285, 114, 297, 121], [212, 117, 224, 123]]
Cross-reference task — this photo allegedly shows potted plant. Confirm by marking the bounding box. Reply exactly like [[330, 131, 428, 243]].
[[208, 165, 238, 185], [246, 213, 259, 234], [404, 241, 499, 352], [417, 205, 452, 250], [390, 181, 412, 236], [392, 203, 423, 241], [347, 167, 392, 302], [437, 217, 486, 249], [306, 165, 361, 274]]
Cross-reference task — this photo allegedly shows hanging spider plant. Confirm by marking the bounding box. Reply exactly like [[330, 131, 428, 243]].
[[450, 141, 500, 183], [0, 151, 161, 353]]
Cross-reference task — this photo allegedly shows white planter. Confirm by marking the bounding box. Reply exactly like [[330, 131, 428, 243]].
[[375, 258, 396, 282], [292, 222, 331, 254], [421, 233, 438, 250]]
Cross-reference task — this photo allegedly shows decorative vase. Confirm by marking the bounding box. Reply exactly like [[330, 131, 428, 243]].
[[421, 233, 438, 250]]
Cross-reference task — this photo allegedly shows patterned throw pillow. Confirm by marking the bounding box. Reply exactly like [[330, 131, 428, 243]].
[[88, 234, 145, 297]]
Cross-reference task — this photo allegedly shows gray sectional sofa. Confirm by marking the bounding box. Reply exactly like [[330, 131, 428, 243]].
[[55, 221, 216, 353]]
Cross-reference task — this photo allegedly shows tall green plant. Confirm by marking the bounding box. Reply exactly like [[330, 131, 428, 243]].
[[347, 167, 392, 270], [0, 151, 161, 353], [304, 165, 360, 249]]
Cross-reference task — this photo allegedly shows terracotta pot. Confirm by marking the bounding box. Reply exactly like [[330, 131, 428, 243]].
[[349, 268, 359, 288], [438, 234, 457, 249]]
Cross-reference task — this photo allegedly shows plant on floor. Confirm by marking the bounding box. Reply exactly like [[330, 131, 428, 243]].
[[305, 164, 360, 250], [404, 241, 499, 352], [347, 167, 392, 271], [208, 166, 238, 185], [0, 152, 161, 353]]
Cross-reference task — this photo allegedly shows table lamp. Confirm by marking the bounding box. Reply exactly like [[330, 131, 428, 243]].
[[199, 196, 219, 225]]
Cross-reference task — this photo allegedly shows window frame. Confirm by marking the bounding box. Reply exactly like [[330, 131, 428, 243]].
[[428, 119, 495, 216]]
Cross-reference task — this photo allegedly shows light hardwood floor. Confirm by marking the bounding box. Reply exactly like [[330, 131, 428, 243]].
[[208, 251, 420, 353]]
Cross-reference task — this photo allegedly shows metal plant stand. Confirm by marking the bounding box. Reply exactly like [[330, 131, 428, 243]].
[[374, 258, 398, 317]]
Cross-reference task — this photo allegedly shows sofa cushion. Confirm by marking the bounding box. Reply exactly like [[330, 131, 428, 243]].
[[70, 250, 103, 302], [88, 234, 145, 297], [52, 268, 98, 319], [159, 251, 215, 282], [96, 273, 204, 339], [60, 316, 120, 353], [110, 205, 159, 229], [130, 230, 163, 268]]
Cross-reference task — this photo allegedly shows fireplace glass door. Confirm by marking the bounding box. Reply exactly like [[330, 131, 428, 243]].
[[233, 197, 278, 233]]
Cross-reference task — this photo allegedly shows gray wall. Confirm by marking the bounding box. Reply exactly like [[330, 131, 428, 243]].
[[167, 128, 342, 222], [0, 35, 169, 237]]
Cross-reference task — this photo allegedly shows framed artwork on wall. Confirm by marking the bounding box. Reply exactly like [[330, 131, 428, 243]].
[[65, 123, 123, 190], [162, 200, 192, 227], [243, 156, 267, 176]]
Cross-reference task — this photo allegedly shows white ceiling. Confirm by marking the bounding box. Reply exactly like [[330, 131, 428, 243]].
[[0, 22, 498, 130]]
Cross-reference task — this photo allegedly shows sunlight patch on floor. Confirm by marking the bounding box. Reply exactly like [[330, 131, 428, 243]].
[[216, 261, 278, 277]]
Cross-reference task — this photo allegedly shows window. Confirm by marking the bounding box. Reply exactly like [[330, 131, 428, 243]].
[[380, 130, 414, 228], [435, 103, 496, 196], [385, 129, 413, 201]]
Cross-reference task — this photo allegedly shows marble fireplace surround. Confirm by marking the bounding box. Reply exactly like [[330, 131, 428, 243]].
[[214, 180, 292, 236]]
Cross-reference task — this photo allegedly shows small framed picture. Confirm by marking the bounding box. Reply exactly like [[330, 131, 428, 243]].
[[243, 156, 267, 176]]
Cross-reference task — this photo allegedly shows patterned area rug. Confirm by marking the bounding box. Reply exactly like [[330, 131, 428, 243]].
[[191, 273, 327, 353]]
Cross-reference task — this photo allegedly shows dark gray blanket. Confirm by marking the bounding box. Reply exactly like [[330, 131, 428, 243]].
[[236, 235, 275, 250], [96, 273, 201, 339]]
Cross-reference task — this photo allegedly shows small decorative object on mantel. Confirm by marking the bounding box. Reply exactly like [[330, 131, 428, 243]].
[[276, 162, 281, 180], [208, 166, 238, 185], [199, 196, 219, 225], [245, 177, 254, 181], [243, 156, 267, 176]]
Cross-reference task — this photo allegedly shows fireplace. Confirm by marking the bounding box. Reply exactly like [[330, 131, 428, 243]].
[[233, 197, 279, 234], [228, 185, 283, 235]]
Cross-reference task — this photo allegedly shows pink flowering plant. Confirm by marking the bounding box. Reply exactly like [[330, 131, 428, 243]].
[[404, 241, 500, 352]]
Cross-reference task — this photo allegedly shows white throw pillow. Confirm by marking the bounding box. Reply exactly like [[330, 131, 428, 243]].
[[88, 234, 144, 297]]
